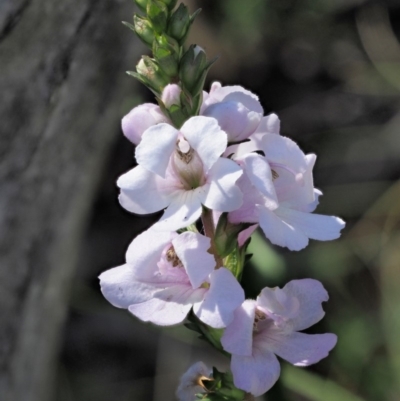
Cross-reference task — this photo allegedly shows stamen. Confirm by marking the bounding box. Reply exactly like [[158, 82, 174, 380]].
[[253, 309, 267, 332], [269, 162, 304, 184], [166, 246, 183, 267]]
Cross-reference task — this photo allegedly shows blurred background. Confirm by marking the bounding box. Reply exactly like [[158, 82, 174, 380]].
[[53, 0, 400, 400]]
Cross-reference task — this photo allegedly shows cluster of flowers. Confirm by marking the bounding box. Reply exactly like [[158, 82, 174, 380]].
[[100, 81, 345, 398]]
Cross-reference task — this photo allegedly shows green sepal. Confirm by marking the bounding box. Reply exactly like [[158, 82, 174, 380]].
[[214, 213, 251, 258], [152, 33, 180, 77], [167, 3, 191, 43], [146, 0, 168, 34], [134, 56, 170, 94], [133, 14, 155, 47], [134, 0, 148, 13], [162, 0, 178, 10]]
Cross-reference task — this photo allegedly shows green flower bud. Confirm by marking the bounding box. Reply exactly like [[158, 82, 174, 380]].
[[134, 0, 148, 13], [168, 5, 201, 44], [179, 45, 217, 97], [134, 56, 169, 94], [132, 14, 155, 47], [152, 33, 180, 77], [146, 0, 168, 34], [167, 3, 190, 42], [161, 0, 178, 10]]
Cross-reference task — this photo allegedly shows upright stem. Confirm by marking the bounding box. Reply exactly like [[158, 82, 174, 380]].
[[201, 207, 224, 268]]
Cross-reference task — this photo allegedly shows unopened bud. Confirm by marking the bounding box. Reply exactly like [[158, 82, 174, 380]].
[[133, 14, 155, 47], [153, 33, 180, 77], [135, 0, 148, 13], [146, 0, 168, 34], [179, 45, 217, 97], [167, 3, 190, 42], [161, 84, 181, 108], [135, 56, 169, 94]]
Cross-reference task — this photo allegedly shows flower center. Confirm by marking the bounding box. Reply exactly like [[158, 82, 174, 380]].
[[269, 162, 303, 184], [166, 246, 183, 267], [253, 309, 267, 332], [171, 138, 206, 190]]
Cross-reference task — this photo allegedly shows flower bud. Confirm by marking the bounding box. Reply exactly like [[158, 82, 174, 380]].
[[134, 0, 147, 13], [135, 56, 169, 94], [146, 0, 168, 34], [167, 3, 190, 42], [153, 33, 180, 77], [179, 45, 217, 97], [122, 103, 169, 145], [132, 14, 155, 47], [161, 84, 181, 108]]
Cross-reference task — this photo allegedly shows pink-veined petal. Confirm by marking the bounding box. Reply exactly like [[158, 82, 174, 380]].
[[263, 331, 337, 367], [231, 348, 280, 397], [221, 300, 256, 356], [201, 158, 243, 212], [283, 279, 329, 331], [193, 268, 245, 328], [173, 232, 215, 289], [135, 123, 178, 178], [180, 116, 227, 172], [153, 190, 203, 231], [117, 166, 171, 214]]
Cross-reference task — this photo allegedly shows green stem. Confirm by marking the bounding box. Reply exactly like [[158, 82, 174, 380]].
[[201, 207, 224, 268]]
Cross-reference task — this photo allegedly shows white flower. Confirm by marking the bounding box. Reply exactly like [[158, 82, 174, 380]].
[[99, 229, 244, 328], [229, 132, 345, 251], [117, 116, 243, 231]]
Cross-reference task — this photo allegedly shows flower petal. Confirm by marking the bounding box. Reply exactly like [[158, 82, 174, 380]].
[[275, 207, 345, 242], [283, 279, 329, 331], [180, 116, 227, 172], [99, 264, 158, 308], [193, 268, 245, 328], [264, 331, 337, 367], [125, 229, 173, 276], [221, 300, 256, 356], [241, 153, 278, 208], [173, 232, 215, 289], [201, 158, 243, 212], [203, 101, 260, 142], [153, 190, 202, 231], [122, 103, 168, 145], [231, 348, 280, 396], [258, 206, 309, 251], [128, 285, 205, 326], [117, 166, 171, 214], [135, 123, 178, 178]]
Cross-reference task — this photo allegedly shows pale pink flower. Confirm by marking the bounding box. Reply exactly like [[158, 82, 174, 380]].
[[117, 116, 243, 231], [99, 229, 244, 328], [122, 103, 169, 145], [229, 133, 344, 251], [161, 83, 182, 108], [201, 82, 264, 143], [221, 279, 337, 396], [176, 361, 212, 401]]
